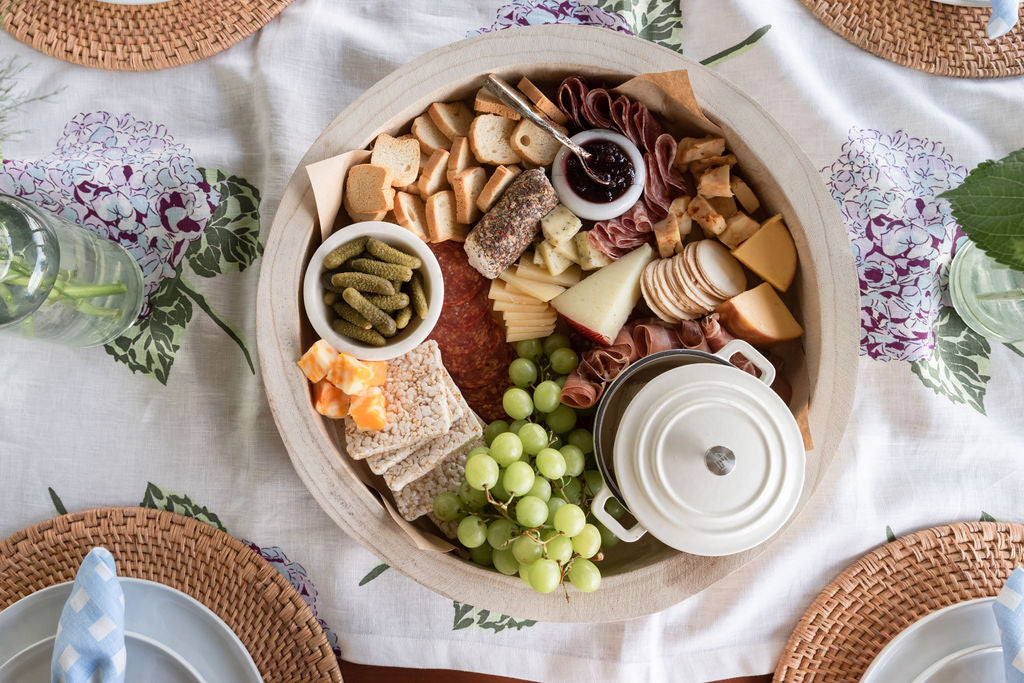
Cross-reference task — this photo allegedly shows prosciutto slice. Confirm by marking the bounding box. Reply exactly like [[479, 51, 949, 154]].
[[678, 320, 710, 352], [560, 343, 632, 409], [589, 200, 655, 258]]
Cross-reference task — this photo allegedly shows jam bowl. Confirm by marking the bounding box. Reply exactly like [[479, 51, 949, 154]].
[[550, 129, 645, 221]]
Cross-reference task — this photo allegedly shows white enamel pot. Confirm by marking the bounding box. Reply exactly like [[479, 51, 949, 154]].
[[591, 339, 805, 556]]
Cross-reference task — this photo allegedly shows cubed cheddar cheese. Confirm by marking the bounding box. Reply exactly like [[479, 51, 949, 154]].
[[327, 353, 378, 395], [313, 380, 351, 419], [366, 360, 387, 387], [297, 340, 338, 383], [349, 387, 387, 430]]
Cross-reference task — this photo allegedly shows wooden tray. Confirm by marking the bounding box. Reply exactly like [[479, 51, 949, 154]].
[[256, 25, 860, 623]]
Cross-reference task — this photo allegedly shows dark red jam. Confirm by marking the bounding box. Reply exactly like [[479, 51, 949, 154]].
[[564, 139, 635, 203]]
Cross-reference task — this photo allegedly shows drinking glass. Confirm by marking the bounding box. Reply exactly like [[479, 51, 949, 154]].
[[949, 240, 1024, 343]]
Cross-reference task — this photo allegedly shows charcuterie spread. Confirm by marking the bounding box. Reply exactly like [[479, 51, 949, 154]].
[[299, 72, 807, 595]]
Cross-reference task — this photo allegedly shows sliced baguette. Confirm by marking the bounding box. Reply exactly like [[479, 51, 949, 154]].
[[510, 118, 566, 166], [425, 190, 470, 242], [417, 149, 450, 197], [517, 77, 568, 125], [468, 114, 521, 165], [344, 164, 394, 214], [393, 191, 430, 242], [428, 101, 475, 140], [476, 165, 522, 213], [411, 114, 452, 156], [346, 207, 388, 223], [452, 167, 488, 225], [370, 133, 421, 187], [446, 136, 473, 185], [474, 88, 521, 120]]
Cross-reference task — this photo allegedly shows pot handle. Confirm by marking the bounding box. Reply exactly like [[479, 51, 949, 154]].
[[713, 339, 775, 387], [591, 484, 647, 543]]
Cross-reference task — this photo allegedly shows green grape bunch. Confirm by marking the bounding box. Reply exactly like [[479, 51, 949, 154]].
[[433, 333, 624, 596]]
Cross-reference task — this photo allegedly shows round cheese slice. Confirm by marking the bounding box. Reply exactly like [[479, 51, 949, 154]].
[[693, 239, 747, 299], [640, 261, 677, 323], [671, 254, 720, 313], [682, 242, 729, 302], [654, 258, 700, 320]]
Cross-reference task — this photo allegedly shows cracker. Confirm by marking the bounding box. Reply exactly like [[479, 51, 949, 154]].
[[393, 436, 483, 521], [383, 411, 484, 492], [428, 512, 459, 540], [343, 341, 451, 459]]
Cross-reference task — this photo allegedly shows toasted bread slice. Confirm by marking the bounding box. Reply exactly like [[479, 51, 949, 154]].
[[452, 167, 488, 224], [371, 133, 421, 187], [344, 164, 394, 214], [517, 77, 568, 125], [468, 114, 521, 165], [473, 88, 521, 120], [411, 114, 452, 156], [396, 182, 420, 197], [510, 118, 566, 166], [428, 101, 474, 140], [393, 191, 429, 242], [425, 190, 470, 242], [446, 136, 473, 186], [345, 206, 388, 223], [476, 165, 522, 213], [417, 149, 450, 197]]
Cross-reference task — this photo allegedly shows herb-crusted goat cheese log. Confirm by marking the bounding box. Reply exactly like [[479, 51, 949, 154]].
[[463, 168, 558, 279]]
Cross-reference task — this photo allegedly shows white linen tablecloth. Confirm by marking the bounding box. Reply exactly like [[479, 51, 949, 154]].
[[1, 1, 1023, 681]]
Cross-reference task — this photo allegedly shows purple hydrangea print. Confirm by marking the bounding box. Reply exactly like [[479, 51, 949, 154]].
[[469, 0, 633, 36], [824, 127, 968, 361], [0, 112, 219, 317], [244, 542, 342, 660]]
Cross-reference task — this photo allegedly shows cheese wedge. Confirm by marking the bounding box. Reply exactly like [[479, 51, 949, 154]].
[[515, 260, 581, 287], [498, 271, 566, 302], [730, 214, 797, 292], [715, 282, 803, 346]]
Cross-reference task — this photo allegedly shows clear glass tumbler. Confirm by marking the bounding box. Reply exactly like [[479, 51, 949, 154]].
[[949, 240, 1024, 343], [0, 194, 144, 347]]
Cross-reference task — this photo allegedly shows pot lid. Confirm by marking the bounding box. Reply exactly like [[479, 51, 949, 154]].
[[613, 362, 805, 556]]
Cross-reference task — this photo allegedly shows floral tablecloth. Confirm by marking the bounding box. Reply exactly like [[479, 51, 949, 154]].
[[1, 1, 1023, 681]]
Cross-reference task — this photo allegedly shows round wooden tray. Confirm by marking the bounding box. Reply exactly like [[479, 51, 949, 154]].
[[256, 25, 860, 622]]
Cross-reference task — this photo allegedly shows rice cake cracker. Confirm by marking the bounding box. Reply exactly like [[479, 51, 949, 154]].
[[392, 436, 484, 521], [383, 411, 485, 492], [343, 340, 451, 460]]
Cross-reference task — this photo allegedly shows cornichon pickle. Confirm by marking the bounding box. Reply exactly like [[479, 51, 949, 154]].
[[331, 318, 386, 346], [364, 292, 410, 311], [342, 287, 397, 337], [323, 237, 368, 270], [322, 291, 338, 306], [332, 301, 372, 330], [330, 272, 395, 295], [366, 238, 422, 269], [409, 271, 428, 319], [394, 306, 413, 330], [321, 272, 342, 293], [349, 258, 413, 283]]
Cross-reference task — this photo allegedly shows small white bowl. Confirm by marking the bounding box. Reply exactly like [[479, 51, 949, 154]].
[[550, 129, 646, 221], [302, 222, 443, 361]]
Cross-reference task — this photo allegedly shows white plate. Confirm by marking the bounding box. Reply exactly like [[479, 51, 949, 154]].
[[862, 598, 1001, 682], [0, 632, 204, 682], [913, 644, 1003, 683], [0, 578, 261, 682]]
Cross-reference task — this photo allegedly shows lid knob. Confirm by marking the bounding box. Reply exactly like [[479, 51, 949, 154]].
[[704, 445, 735, 476]]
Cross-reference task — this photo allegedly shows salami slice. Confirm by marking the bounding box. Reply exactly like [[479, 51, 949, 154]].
[[557, 77, 589, 130], [430, 242, 486, 306]]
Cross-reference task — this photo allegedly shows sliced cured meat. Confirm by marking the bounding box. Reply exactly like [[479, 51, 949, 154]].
[[559, 343, 632, 409], [678, 319, 711, 352], [700, 312, 760, 378], [590, 200, 655, 258], [557, 77, 589, 130], [430, 242, 486, 306], [582, 89, 615, 130]]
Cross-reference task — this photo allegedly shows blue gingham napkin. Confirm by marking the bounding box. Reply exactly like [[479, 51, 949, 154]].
[[988, 0, 1020, 39], [50, 548, 126, 683], [994, 567, 1024, 683]]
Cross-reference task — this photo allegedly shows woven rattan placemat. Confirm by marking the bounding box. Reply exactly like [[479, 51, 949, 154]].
[[774, 521, 1023, 680], [1, 0, 293, 71], [800, 0, 1024, 77], [0, 507, 341, 682]]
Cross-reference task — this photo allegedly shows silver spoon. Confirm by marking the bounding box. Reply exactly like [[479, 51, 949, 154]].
[[483, 74, 612, 185]]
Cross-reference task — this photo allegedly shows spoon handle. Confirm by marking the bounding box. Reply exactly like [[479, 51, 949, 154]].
[[483, 74, 588, 158]]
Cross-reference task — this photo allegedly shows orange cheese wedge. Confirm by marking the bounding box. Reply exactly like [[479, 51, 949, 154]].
[[297, 340, 338, 383], [349, 387, 387, 430], [312, 380, 350, 419]]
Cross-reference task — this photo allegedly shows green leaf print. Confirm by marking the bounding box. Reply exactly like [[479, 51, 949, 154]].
[[139, 482, 228, 532], [48, 487, 67, 516], [187, 169, 263, 278], [885, 525, 897, 543], [451, 601, 537, 633], [358, 563, 390, 586], [596, 0, 683, 52], [700, 25, 773, 66], [1006, 341, 1024, 358], [980, 511, 1000, 522], [103, 270, 193, 385], [910, 306, 991, 414]]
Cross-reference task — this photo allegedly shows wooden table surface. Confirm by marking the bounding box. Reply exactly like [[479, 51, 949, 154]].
[[340, 661, 773, 682]]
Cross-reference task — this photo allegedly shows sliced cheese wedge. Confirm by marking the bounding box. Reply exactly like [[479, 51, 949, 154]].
[[498, 271, 566, 302], [503, 310, 558, 324], [730, 214, 797, 292], [507, 328, 557, 343], [715, 282, 802, 346], [515, 260, 582, 287], [492, 300, 552, 313], [488, 279, 538, 305]]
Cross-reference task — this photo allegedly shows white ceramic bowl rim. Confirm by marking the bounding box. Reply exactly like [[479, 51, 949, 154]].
[[301, 221, 444, 361], [550, 129, 645, 221]]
